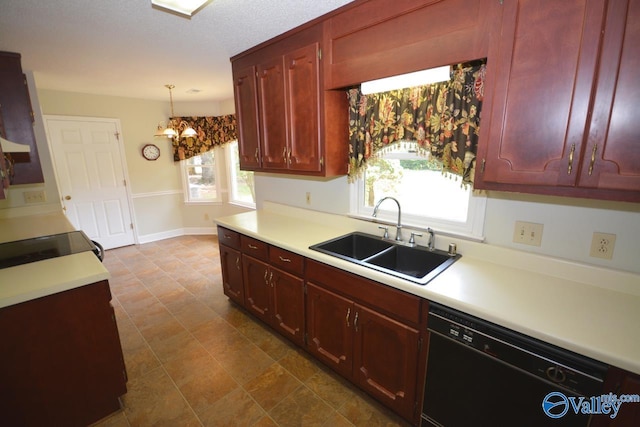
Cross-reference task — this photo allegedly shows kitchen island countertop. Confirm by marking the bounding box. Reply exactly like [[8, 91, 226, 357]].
[[0, 212, 110, 308], [215, 202, 640, 376]]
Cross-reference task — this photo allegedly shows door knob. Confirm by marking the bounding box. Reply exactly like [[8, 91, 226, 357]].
[[64, 195, 71, 200]]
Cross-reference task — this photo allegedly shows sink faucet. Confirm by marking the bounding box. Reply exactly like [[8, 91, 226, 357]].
[[372, 197, 402, 242], [427, 227, 435, 251]]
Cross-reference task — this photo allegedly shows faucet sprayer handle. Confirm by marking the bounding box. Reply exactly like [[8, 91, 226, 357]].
[[408, 232, 422, 246]]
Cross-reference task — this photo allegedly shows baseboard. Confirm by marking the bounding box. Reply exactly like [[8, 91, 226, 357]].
[[136, 227, 216, 244]]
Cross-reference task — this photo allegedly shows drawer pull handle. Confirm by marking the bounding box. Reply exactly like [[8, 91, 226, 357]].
[[346, 308, 351, 327], [567, 143, 575, 175], [248, 244, 258, 250], [224, 234, 232, 240], [354, 311, 359, 332], [235, 257, 240, 270], [269, 271, 273, 288], [264, 269, 269, 284], [588, 144, 598, 176], [278, 256, 291, 263]]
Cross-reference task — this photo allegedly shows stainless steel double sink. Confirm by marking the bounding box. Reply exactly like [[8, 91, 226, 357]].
[[309, 232, 460, 285]]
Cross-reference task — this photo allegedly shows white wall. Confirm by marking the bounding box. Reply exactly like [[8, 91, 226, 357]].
[[255, 173, 640, 274]]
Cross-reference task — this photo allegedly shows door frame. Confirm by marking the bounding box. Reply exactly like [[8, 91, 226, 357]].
[[43, 114, 138, 246]]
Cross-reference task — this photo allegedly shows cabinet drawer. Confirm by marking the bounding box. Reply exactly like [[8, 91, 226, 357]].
[[217, 226, 240, 250], [306, 259, 421, 326], [269, 246, 304, 276], [241, 235, 268, 261]]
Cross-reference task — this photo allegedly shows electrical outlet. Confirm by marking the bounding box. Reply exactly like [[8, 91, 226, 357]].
[[589, 232, 616, 260], [305, 192, 311, 205], [23, 190, 46, 204], [513, 221, 543, 246]]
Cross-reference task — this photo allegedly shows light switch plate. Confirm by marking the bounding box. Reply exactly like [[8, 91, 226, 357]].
[[513, 221, 543, 246]]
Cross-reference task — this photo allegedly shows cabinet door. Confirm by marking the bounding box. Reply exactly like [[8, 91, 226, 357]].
[[578, 0, 640, 192], [257, 57, 288, 170], [270, 266, 304, 346], [233, 65, 261, 170], [0, 52, 43, 184], [219, 245, 244, 305], [592, 367, 640, 426], [284, 43, 322, 172], [476, 0, 605, 187], [243, 255, 271, 323], [352, 304, 420, 421], [305, 282, 353, 378]]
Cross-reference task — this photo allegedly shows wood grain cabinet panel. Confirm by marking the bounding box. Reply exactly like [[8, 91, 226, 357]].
[[231, 24, 348, 177], [0, 51, 44, 185], [257, 56, 288, 170], [475, 0, 640, 201], [305, 260, 424, 423], [306, 282, 354, 378], [591, 367, 640, 426], [219, 244, 244, 305], [243, 254, 272, 324], [233, 65, 261, 169], [0, 280, 126, 426]]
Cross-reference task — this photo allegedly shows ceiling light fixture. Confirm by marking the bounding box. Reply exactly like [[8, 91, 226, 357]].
[[151, 0, 213, 18], [360, 66, 451, 95], [155, 84, 197, 141]]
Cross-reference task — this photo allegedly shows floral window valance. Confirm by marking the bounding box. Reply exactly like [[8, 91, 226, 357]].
[[348, 60, 486, 185], [171, 114, 237, 161]]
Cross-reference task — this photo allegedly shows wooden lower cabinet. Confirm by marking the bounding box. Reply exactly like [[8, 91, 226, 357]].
[[243, 254, 271, 323], [591, 367, 640, 426], [0, 280, 127, 427], [353, 304, 420, 418], [243, 253, 305, 346], [220, 244, 244, 304], [305, 267, 424, 424], [306, 282, 353, 378], [217, 228, 425, 424]]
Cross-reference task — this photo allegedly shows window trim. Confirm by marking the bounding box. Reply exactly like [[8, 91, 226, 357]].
[[224, 141, 256, 209], [349, 155, 486, 241], [179, 150, 222, 205]]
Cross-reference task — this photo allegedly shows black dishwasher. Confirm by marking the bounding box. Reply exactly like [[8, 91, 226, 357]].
[[422, 303, 608, 427]]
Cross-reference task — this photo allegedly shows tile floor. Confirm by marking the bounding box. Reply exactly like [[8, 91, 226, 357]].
[[93, 235, 410, 427]]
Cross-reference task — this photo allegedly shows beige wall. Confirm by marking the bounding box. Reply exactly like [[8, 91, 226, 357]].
[[22, 86, 251, 241]]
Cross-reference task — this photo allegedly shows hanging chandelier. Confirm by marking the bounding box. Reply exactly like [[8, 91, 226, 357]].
[[155, 84, 197, 141]]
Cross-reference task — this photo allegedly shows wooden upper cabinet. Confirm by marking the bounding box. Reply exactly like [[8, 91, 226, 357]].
[[233, 65, 261, 170], [475, 0, 640, 201], [231, 23, 348, 177], [258, 56, 288, 170], [579, 0, 640, 193], [285, 43, 322, 173], [0, 51, 43, 185], [325, 0, 492, 89]]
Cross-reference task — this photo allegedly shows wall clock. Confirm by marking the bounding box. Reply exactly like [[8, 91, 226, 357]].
[[141, 144, 160, 161]]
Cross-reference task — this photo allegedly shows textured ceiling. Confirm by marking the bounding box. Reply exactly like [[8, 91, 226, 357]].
[[0, 0, 355, 101]]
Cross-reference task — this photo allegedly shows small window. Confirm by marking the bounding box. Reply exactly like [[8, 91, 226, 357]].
[[226, 141, 255, 208], [351, 144, 486, 238], [181, 150, 221, 203]]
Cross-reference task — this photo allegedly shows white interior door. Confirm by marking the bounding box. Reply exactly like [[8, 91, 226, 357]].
[[45, 116, 136, 249]]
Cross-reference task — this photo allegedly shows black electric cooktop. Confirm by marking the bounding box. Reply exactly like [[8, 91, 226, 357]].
[[0, 231, 98, 269]]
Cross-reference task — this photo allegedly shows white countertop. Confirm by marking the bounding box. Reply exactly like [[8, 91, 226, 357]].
[[0, 212, 110, 308], [215, 202, 640, 375]]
